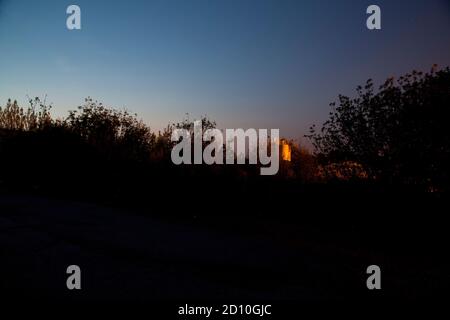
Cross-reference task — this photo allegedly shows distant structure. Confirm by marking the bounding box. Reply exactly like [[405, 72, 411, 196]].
[[281, 139, 291, 162]]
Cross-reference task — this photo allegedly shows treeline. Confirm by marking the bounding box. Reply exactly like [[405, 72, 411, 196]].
[[0, 66, 449, 207], [0, 97, 316, 206]]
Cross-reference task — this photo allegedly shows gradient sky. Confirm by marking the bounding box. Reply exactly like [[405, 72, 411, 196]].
[[1, 0, 449, 141]]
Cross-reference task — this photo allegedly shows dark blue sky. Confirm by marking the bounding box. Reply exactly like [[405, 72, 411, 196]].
[[1, 0, 449, 140]]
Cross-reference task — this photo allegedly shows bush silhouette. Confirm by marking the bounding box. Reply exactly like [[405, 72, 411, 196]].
[[0, 97, 246, 203], [0, 97, 52, 131], [307, 66, 450, 191], [65, 97, 156, 163]]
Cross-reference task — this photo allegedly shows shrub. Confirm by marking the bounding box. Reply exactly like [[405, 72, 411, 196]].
[[65, 97, 155, 162], [0, 97, 52, 131], [307, 66, 450, 190]]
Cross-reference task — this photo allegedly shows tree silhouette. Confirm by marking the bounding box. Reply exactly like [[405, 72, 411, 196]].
[[307, 66, 450, 191], [65, 97, 155, 162]]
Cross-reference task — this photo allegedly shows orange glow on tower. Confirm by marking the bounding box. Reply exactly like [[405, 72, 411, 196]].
[[281, 140, 291, 162]]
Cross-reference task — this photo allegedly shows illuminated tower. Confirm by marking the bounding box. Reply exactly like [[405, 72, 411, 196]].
[[281, 139, 291, 162]]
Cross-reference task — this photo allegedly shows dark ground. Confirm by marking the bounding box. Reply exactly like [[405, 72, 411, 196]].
[[1, 189, 448, 307]]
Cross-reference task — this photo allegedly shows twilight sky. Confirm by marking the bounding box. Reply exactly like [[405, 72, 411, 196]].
[[0, 0, 449, 140]]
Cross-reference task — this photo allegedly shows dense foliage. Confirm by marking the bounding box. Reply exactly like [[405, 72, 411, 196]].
[[307, 66, 450, 191]]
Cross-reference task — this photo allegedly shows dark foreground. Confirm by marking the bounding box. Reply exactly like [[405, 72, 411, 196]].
[[1, 190, 449, 307]]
